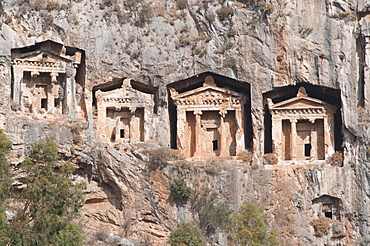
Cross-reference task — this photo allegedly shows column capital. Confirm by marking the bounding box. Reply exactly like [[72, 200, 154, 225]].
[[50, 72, 58, 84], [290, 118, 298, 124], [309, 118, 315, 124], [194, 110, 202, 115], [219, 108, 227, 118]]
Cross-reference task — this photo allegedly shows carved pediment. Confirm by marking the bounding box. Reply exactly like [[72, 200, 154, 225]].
[[96, 80, 154, 108], [268, 87, 337, 116], [272, 97, 326, 109], [170, 79, 244, 108]]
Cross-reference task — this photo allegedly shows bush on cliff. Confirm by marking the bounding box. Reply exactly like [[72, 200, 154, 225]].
[[171, 179, 191, 202], [0, 136, 85, 246], [168, 222, 205, 246], [227, 202, 279, 246]]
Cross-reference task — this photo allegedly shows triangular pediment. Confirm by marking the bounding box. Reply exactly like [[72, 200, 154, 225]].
[[173, 85, 241, 100], [272, 96, 328, 109], [96, 79, 153, 105], [14, 50, 73, 63]]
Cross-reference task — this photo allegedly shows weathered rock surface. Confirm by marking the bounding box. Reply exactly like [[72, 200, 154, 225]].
[[1, 0, 370, 245]]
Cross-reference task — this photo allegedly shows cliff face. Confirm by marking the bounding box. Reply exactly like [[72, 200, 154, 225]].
[[1, 0, 370, 245]]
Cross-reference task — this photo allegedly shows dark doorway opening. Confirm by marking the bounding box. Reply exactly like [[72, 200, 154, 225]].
[[324, 211, 332, 219], [305, 144, 311, 157], [120, 129, 125, 138], [212, 140, 219, 151], [41, 98, 47, 109]]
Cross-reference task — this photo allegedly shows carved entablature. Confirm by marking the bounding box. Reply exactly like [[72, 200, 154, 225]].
[[170, 78, 246, 111], [12, 45, 81, 83], [96, 82, 148, 113], [268, 88, 336, 121]]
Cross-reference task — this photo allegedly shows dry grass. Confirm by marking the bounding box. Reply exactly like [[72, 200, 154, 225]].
[[176, 0, 187, 10], [263, 153, 278, 165], [328, 151, 343, 166], [310, 217, 331, 237], [237, 151, 253, 165], [216, 6, 233, 21]]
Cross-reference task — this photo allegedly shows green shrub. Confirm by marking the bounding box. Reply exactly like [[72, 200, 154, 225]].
[[171, 179, 191, 201], [227, 203, 279, 246], [190, 188, 231, 235], [168, 223, 205, 246], [216, 6, 233, 21], [0, 130, 12, 201]]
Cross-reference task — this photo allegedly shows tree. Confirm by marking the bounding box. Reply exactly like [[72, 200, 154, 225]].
[[190, 188, 232, 236], [0, 130, 13, 245], [168, 223, 205, 246], [0, 139, 85, 246], [227, 203, 279, 246]]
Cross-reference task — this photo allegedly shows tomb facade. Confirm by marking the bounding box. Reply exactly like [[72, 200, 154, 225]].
[[95, 79, 154, 143], [11, 40, 85, 119], [170, 76, 247, 158], [312, 195, 342, 220], [268, 87, 337, 161]]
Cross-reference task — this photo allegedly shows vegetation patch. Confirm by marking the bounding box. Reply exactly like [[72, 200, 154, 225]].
[[227, 202, 279, 246], [190, 188, 231, 236], [263, 153, 278, 165], [171, 179, 191, 202], [175, 0, 187, 10], [216, 6, 234, 21], [168, 223, 205, 246], [328, 151, 343, 166], [237, 151, 253, 165], [310, 217, 331, 237], [0, 136, 85, 246]]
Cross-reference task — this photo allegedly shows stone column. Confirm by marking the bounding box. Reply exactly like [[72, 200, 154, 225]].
[[193, 110, 203, 157], [130, 112, 140, 143], [324, 116, 335, 159], [95, 91, 106, 141], [12, 66, 23, 106], [219, 110, 228, 157], [271, 116, 282, 160], [235, 107, 245, 155], [66, 65, 77, 118], [176, 108, 188, 154], [47, 84, 53, 113], [290, 119, 298, 160], [309, 119, 317, 160]]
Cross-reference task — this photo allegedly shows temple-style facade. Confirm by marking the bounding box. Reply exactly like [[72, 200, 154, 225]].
[[11, 40, 84, 119], [170, 75, 247, 158], [95, 79, 154, 143], [268, 87, 337, 161]]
